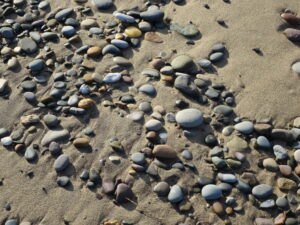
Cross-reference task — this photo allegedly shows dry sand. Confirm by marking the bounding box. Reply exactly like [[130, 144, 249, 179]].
[[0, 0, 300, 225]]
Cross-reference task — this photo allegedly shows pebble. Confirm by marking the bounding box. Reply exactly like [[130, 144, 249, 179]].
[[29, 59, 44, 71], [62, 26, 76, 38], [49, 142, 61, 154], [212, 202, 225, 216], [0, 27, 14, 39], [294, 149, 300, 163], [218, 173, 237, 183], [175, 108, 203, 128], [144, 32, 163, 43], [276, 197, 289, 209], [131, 152, 145, 165], [55, 8, 74, 22], [103, 73, 121, 83], [252, 184, 273, 199], [171, 55, 193, 72], [53, 154, 70, 172], [41, 129, 70, 146], [153, 182, 170, 196], [127, 111, 144, 121], [226, 136, 248, 152], [124, 27, 142, 38], [283, 28, 300, 42], [87, 46, 102, 57], [73, 137, 90, 148], [145, 119, 162, 131], [24, 147, 37, 161], [111, 40, 129, 49], [57, 176, 70, 187], [209, 52, 224, 62], [174, 75, 199, 97], [263, 158, 278, 172], [170, 23, 199, 37], [213, 105, 233, 116], [115, 183, 133, 203], [234, 121, 254, 134], [92, 0, 113, 10], [139, 21, 152, 32], [254, 218, 273, 225], [201, 184, 222, 200], [152, 144, 177, 159], [140, 9, 164, 22], [102, 44, 121, 55], [38, 1, 49, 10], [20, 38, 37, 54], [4, 220, 18, 225], [114, 12, 135, 23], [260, 199, 275, 209], [78, 98, 94, 109], [102, 180, 115, 194], [285, 218, 298, 225], [256, 136, 272, 149], [139, 84, 156, 96], [292, 61, 300, 75], [81, 19, 98, 29], [273, 145, 288, 160], [281, 13, 300, 25], [181, 150, 193, 160], [0, 79, 8, 93], [43, 114, 59, 127], [168, 185, 184, 203], [1, 136, 13, 146], [7, 57, 19, 70], [277, 178, 297, 190]]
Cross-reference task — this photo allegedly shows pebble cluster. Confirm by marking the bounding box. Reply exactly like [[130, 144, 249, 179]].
[[0, 0, 299, 225]]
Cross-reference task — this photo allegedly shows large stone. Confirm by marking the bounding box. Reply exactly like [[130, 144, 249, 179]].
[[201, 184, 222, 200], [152, 144, 177, 159], [171, 55, 194, 72], [252, 184, 273, 199], [175, 108, 203, 128], [20, 38, 37, 54], [41, 129, 70, 146]]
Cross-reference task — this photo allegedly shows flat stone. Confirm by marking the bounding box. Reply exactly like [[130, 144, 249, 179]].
[[29, 59, 45, 71], [127, 111, 144, 121], [217, 173, 237, 183], [168, 185, 184, 203], [139, 84, 156, 96], [260, 199, 275, 209], [1, 136, 13, 146], [124, 26, 142, 38], [211, 43, 226, 53], [234, 121, 254, 134], [277, 178, 297, 190], [140, 9, 164, 22], [145, 32, 163, 43], [81, 19, 98, 29], [0, 27, 14, 39], [41, 129, 70, 146], [131, 152, 145, 165], [201, 184, 222, 200], [252, 184, 273, 199], [170, 23, 199, 37], [73, 137, 90, 148], [145, 119, 162, 131], [271, 129, 294, 142], [209, 52, 224, 62], [55, 8, 74, 21], [175, 108, 203, 128], [113, 56, 131, 66], [114, 12, 135, 23], [283, 28, 300, 42], [254, 218, 273, 225], [226, 136, 248, 152], [115, 183, 133, 203], [92, 0, 113, 10], [152, 144, 177, 159], [285, 218, 298, 225], [20, 38, 37, 54], [171, 55, 193, 72], [111, 40, 129, 49], [103, 73, 121, 83], [102, 44, 121, 55], [213, 105, 233, 116], [102, 180, 115, 194]]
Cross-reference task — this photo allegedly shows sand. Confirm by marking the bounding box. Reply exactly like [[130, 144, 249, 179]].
[[0, 0, 299, 224]]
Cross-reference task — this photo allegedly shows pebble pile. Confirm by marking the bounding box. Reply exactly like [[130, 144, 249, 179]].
[[0, 0, 299, 224]]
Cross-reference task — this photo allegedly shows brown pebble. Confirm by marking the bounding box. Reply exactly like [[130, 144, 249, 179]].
[[78, 98, 94, 109], [294, 165, 300, 176], [150, 57, 165, 70], [145, 32, 163, 43], [152, 144, 177, 159], [212, 202, 225, 216], [146, 131, 158, 141], [274, 212, 286, 225], [281, 13, 300, 25], [73, 137, 90, 148], [254, 123, 272, 135], [279, 165, 292, 177], [82, 73, 94, 83], [225, 207, 233, 215], [87, 46, 102, 57], [15, 143, 25, 152], [115, 183, 133, 203]]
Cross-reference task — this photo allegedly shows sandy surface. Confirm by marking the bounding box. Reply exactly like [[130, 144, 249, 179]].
[[0, 0, 300, 224]]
